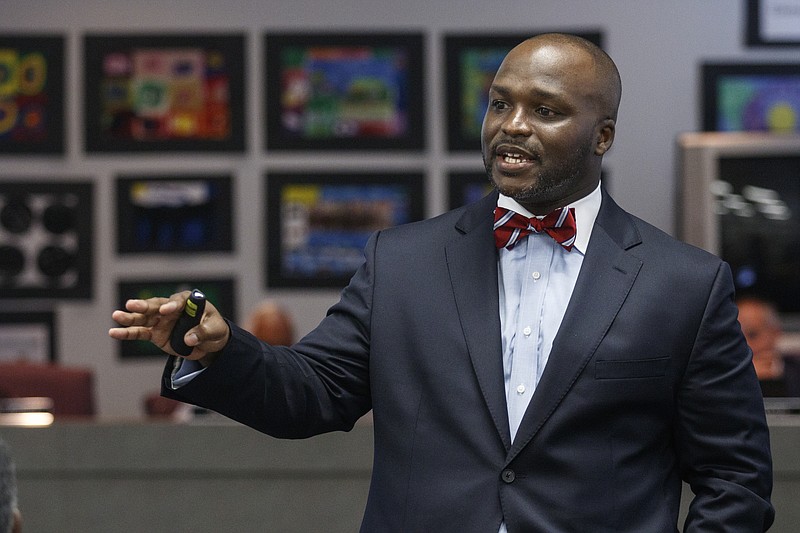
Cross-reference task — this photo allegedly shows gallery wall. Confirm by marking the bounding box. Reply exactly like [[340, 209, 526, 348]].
[[2, 0, 799, 418]]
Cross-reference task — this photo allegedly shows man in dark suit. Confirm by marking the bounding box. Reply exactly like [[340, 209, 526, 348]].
[[110, 33, 774, 531]]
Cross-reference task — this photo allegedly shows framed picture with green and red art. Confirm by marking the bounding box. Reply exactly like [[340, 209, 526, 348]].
[[84, 33, 245, 153]]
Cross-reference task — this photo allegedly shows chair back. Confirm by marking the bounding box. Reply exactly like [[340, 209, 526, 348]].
[[0, 361, 95, 417]]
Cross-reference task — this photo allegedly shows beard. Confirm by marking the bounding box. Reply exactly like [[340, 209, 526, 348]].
[[483, 137, 594, 207]]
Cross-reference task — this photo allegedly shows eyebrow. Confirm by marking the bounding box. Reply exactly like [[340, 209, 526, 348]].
[[489, 83, 565, 103], [488, 84, 510, 96]]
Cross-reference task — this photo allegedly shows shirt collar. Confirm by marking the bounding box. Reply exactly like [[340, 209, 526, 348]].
[[496, 182, 602, 254]]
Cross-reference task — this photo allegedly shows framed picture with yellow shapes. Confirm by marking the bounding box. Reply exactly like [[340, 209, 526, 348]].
[[0, 35, 64, 154]]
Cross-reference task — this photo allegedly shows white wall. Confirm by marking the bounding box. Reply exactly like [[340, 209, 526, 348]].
[[2, 0, 798, 418]]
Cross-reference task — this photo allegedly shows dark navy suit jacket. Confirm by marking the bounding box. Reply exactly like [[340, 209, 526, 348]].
[[164, 189, 774, 532]]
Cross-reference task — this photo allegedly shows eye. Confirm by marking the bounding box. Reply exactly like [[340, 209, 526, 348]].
[[536, 106, 558, 117], [490, 99, 510, 111]]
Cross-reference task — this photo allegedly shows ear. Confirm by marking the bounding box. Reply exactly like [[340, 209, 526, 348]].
[[594, 119, 615, 156]]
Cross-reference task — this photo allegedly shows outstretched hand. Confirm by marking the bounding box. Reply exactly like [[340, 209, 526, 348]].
[[108, 290, 230, 366]]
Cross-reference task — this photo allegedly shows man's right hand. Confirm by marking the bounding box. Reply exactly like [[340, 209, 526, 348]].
[[108, 290, 231, 366]]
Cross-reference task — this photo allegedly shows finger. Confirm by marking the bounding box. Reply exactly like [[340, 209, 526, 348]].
[[157, 290, 195, 317], [111, 297, 172, 327], [111, 309, 163, 328], [189, 321, 225, 351], [181, 301, 231, 359], [124, 297, 169, 314], [159, 300, 181, 315], [108, 326, 154, 342]]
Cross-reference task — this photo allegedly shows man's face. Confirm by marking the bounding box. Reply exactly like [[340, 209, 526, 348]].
[[480, 41, 613, 214], [738, 301, 781, 361]]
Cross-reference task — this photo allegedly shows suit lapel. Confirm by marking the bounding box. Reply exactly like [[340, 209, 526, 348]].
[[446, 193, 512, 450], [507, 192, 644, 461]]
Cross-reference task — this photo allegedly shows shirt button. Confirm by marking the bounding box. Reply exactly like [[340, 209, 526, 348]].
[[532, 271, 541, 280], [523, 326, 532, 336], [501, 469, 516, 483], [516, 384, 526, 394]]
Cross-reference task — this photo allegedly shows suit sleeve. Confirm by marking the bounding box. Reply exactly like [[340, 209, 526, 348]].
[[161, 233, 378, 438], [677, 262, 774, 531]]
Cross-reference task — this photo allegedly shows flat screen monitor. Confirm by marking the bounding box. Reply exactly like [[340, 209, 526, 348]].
[[677, 132, 800, 335]]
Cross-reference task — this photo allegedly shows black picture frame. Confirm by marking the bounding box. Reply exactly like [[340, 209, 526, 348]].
[[0, 311, 56, 363], [116, 173, 234, 255], [746, 0, 800, 46], [116, 277, 236, 358], [444, 30, 604, 152], [84, 33, 246, 153], [265, 170, 425, 288], [0, 180, 93, 299], [701, 62, 800, 133], [0, 34, 65, 155], [448, 171, 494, 210], [264, 32, 426, 151]]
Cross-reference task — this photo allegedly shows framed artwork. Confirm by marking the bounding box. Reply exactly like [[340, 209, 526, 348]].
[[0, 35, 65, 154], [264, 32, 425, 151], [0, 311, 56, 363], [746, 0, 800, 46], [444, 31, 603, 152], [448, 171, 493, 210], [116, 173, 234, 254], [265, 171, 425, 288], [116, 277, 236, 358], [84, 33, 246, 153], [0, 181, 93, 299], [702, 63, 800, 133]]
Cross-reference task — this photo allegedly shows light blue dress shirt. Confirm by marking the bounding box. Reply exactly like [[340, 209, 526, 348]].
[[496, 183, 601, 533]]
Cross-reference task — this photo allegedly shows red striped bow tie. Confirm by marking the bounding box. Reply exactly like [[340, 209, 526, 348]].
[[493, 206, 577, 251]]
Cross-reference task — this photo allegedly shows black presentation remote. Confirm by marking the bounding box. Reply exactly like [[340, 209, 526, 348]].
[[169, 289, 206, 356]]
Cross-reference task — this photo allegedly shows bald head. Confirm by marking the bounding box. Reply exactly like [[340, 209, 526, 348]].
[[509, 33, 622, 122], [482, 32, 621, 212]]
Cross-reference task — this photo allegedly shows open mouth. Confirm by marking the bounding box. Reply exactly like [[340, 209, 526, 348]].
[[494, 143, 536, 164], [500, 152, 531, 164]]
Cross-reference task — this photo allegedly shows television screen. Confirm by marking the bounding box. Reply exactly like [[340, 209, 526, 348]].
[[677, 132, 800, 323], [716, 155, 799, 313]]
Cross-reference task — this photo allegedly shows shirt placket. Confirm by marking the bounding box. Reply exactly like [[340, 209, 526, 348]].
[[507, 236, 553, 441]]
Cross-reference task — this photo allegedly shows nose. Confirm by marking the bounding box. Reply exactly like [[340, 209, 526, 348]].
[[502, 108, 533, 136]]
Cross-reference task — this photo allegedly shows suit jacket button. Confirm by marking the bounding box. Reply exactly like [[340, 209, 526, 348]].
[[501, 469, 515, 483]]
